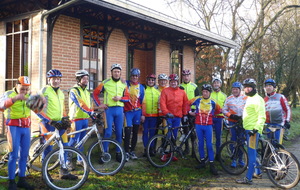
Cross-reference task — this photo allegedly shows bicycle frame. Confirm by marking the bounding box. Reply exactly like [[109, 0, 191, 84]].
[[29, 129, 67, 170]]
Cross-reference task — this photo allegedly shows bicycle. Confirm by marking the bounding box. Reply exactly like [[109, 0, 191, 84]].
[[219, 120, 248, 175], [0, 125, 89, 190], [256, 124, 300, 189], [146, 115, 200, 168], [30, 112, 126, 176]]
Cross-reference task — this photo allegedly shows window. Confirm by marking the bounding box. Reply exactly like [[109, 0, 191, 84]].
[[170, 45, 183, 77], [82, 24, 105, 90], [5, 19, 29, 90]]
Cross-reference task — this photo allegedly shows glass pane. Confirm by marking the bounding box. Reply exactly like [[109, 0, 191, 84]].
[[22, 19, 29, 31], [6, 22, 12, 33], [14, 20, 20, 32]]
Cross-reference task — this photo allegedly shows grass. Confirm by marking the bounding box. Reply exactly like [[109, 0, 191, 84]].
[[1, 107, 300, 189]]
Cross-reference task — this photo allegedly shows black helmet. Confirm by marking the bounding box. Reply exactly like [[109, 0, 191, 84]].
[[202, 84, 212, 92], [243, 78, 256, 88]]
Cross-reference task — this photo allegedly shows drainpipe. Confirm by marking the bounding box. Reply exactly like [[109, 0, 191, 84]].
[[39, 0, 80, 89]]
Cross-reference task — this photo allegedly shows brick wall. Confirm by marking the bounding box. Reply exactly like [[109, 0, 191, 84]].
[[106, 29, 127, 79], [183, 45, 196, 82], [134, 49, 154, 84], [155, 40, 170, 76]]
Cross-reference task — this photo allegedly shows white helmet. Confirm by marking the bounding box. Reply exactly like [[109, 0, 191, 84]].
[[212, 77, 222, 84], [158, 73, 168, 80], [75, 70, 89, 77], [111, 64, 122, 71]]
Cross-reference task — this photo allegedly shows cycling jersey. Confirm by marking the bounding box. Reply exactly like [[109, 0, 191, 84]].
[[124, 81, 144, 112], [142, 85, 160, 117], [264, 92, 291, 125], [190, 96, 221, 125], [93, 78, 129, 107], [160, 87, 189, 118], [211, 91, 227, 117], [37, 85, 66, 123], [243, 93, 266, 134], [223, 94, 247, 122], [180, 81, 200, 100], [69, 84, 93, 120]]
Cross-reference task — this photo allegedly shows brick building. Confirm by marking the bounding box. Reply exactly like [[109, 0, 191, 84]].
[[0, 0, 236, 134]]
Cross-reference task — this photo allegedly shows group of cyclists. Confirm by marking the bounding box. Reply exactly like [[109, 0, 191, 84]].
[[0, 62, 291, 189]]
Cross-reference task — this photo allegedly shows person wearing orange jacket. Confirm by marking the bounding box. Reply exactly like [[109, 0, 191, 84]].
[[141, 74, 160, 156], [159, 74, 189, 161]]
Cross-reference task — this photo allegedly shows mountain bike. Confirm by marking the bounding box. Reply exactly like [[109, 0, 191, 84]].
[[0, 125, 89, 190], [219, 120, 248, 175], [30, 112, 126, 176], [0, 139, 10, 179], [146, 115, 200, 168]]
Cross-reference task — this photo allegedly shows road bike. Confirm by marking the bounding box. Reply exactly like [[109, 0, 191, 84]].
[[146, 115, 200, 168], [30, 112, 126, 176], [0, 125, 89, 190]]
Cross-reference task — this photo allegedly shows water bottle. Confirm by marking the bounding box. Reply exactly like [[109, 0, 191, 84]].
[[179, 134, 186, 142]]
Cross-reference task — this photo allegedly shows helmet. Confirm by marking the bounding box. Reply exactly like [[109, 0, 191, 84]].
[[47, 69, 62, 78], [169, 74, 179, 81], [182, 69, 191, 75], [232, 82, 242, 89], [75, 70, 89, 77], [130, 68, 140, 76], [212, 77, 222, 84], [111, 63, 122, 71], [17, 76, 31, 86], [243, 78, 257, 88], [202, 84, 212, 92], [146, 74, 156, 79], [158, 73, 168, 80], [26, 94, 45, 113], [264, 78, 276, 87]]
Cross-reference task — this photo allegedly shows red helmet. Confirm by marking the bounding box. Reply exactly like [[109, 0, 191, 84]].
[[182, 69, 191, 75], [169, 74, 179, 81], [146, 74, 156, 79]]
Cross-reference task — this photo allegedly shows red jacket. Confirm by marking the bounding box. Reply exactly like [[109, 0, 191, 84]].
[[160, 87, 189, 118]]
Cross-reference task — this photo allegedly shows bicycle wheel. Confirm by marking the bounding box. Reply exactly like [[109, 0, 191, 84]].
[[191, 132, 201, 163], [146, 134, 173, 168], [219, 141, 248, 175], [87, 139, 126, 176], [29, 136, 58, 172], [42, 146, 89, 190], [0, 140, 9, 179], [266, 149, 300, 189]]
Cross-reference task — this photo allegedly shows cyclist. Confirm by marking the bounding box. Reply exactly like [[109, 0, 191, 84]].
[[179, 69, 200, 154], [124, 68, 145, 160], [67, 70, 97, 167], [141, 74, 160, 156], [36, 69, 77, 180], [160, 74, 189, 162], [0, 76, 35, 190], [92, 64, 129, 162], [210, 77, 227, 160], [236, 78, 266, 185], [264, 78, 291, 144], [156, 73, 168, 92], [222, 81, 247, 167], [190, 84, 221, 175]]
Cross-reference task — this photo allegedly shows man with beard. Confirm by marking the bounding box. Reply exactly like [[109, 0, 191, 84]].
[[93, 64, 129, 162]]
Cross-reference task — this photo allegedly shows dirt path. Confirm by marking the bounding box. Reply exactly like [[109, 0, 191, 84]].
[[195, 137, 300, 190]]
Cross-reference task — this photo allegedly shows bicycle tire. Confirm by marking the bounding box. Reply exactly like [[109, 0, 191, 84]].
[[87, 139, 126, 176], [146, 134, 173, 168], [191, 131, 201, 163], [42, 146, 89, 190], [29, 136, 59, 172], [0, 140, 9, 179], [266, 149, 300, 189], [219, 141, 248, 175]]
